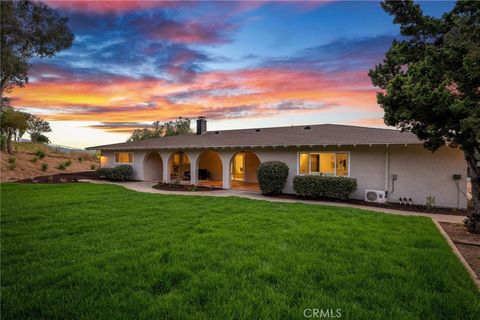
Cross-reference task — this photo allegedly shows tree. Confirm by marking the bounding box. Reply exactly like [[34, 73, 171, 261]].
[[0, 100, 29, 154], [0, 0, 74, 94], [30, 133, 50, 144], [369, 1, 480, 232], [27, 115, 51, 143], [127, 118, 192, 142]]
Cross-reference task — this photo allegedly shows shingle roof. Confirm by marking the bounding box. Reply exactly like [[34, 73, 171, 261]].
[[86, 124, 422, 150]]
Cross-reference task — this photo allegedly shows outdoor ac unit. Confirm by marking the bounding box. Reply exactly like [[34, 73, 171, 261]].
[[364, 190, 387, 203]]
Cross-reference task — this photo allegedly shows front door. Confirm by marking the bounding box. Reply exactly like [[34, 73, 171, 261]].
[[231, 153, 245, 181]]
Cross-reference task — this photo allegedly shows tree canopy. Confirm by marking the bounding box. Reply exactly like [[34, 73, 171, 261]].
[[0, 0, 74, 94], [128, 118, 192, 142], [369, 0, 480, 231]]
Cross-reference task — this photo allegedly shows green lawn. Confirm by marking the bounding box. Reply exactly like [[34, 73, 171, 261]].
[[1, 183, 479, 319]]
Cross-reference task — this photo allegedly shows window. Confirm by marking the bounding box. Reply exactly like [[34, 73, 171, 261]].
[[114, 152, 133, 164], [299, 153, 309, 174], [297, 152, 349, 176]]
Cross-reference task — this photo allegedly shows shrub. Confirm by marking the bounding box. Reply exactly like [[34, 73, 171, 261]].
[[109, 165, 133, 181], [8, 157, 16, 170], [31, 156, 38, 163], [96, 165, 133, 181], [256, 161, 289, 195], [41, 163, 48, 172], [65, 160, 72, 167], [56, 162, 67, 170], [293, 175, 357, 199], [78, 157, 83, 162], [90, 163, 96, 170], [96, 167, 112, 179], [35, 150, 46, 159]]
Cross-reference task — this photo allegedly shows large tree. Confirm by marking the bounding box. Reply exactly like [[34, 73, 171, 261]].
[[0, 0, 74, 94], [369, 1, 480, 231], [0, 99, 29, 154], [128, 117, 192, 142]]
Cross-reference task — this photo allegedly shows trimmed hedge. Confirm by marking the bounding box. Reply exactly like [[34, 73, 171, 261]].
[[96, 165, 133, 181], [256, 161, 289, 195], [293, 175, 357, 199]]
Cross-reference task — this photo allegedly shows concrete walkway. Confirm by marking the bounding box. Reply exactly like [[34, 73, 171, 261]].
[[81, 179, 465, 224]]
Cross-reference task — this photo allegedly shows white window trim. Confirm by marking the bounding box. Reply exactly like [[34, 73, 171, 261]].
[[296, 151, 351, 177], [114, 152, 134, 164]]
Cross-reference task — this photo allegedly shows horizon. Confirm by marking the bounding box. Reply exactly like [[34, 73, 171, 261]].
[[7, 0, 455, 149]]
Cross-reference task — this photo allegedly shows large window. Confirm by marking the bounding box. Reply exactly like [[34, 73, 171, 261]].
[[114, 152, 133, 164], [298, 152, 349, 176]]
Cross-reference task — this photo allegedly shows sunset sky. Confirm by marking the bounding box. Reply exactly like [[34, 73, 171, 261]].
[[9, 0, 454, 148]]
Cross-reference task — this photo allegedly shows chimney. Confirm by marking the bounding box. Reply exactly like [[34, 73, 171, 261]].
[[196, 116, 207, 135]]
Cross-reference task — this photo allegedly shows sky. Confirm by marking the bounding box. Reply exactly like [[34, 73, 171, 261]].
[[9, 0, 455, 148]]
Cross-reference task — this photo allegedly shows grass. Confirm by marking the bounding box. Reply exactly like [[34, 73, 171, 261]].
[[1, 183, 479, 319]]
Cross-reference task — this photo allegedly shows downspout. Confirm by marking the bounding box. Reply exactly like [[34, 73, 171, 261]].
[[385, 150, 389, 200]]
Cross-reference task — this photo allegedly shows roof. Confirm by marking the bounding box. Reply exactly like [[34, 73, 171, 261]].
[[86, 124, 422, 151]]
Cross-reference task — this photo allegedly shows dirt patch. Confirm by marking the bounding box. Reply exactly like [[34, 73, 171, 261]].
[[1, 149, 99, 182], [152, 182, 222, 192], [439, 222, 480, 279], [266, 193, 469, 216]]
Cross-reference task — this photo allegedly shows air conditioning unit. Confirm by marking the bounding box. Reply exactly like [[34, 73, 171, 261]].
[[365, 190, 387, 203]]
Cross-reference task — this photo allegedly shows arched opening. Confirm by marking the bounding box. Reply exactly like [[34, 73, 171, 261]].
[[169, 151, 191, 182], [143, 152, 163, 181], [230, 151, 261, 191], [196, 150, 223, 188]]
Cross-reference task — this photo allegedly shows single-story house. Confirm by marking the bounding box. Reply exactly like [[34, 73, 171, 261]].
[[87, 117, 468, 209]]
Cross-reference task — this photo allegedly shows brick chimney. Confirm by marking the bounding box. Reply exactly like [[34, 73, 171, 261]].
[[196, 117, 207, 135]]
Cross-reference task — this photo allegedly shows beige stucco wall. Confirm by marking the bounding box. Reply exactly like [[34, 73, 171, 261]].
[[100, 144, 467, 209]]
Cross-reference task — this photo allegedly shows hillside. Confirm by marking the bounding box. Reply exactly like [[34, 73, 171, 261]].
[[1, 143, 99, 182]]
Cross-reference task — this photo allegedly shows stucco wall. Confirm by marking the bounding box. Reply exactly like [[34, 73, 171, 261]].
[[100, 145, 467, 209]]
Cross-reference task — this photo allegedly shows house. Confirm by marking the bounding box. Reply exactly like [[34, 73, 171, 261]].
[[87, 117, 468, 209]]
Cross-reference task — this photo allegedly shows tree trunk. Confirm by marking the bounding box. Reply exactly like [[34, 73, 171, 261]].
[[6, 130, 13, 154], [464, 150, 480, 233]]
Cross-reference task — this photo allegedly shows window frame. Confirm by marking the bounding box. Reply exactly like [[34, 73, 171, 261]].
[[296, 151, 351, 177], [114, 152, 134, 164]]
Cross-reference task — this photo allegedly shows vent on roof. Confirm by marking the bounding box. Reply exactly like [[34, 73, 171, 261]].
[[304, 126, 311, 130], [255, 128, 261, 132], [214, 131, 220, 134]]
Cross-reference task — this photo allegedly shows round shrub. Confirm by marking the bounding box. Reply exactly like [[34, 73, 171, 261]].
[[256, 161, 289, 195], [110, 165, 134, 181], [96, 167, 112, 179]]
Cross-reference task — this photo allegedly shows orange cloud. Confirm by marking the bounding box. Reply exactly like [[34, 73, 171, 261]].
[[10, 67, 378, 124]]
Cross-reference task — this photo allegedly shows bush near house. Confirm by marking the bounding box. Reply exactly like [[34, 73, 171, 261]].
[[293, 175, 357, 199], [96, 165, 133, 181], [256, 161, 289, 195]]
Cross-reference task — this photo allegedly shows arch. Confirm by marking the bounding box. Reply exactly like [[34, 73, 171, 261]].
[[168, 151, 191, 181], [143, 152, 163, 181], [230, 151, 261, 191], [196, 150, 223, 188]]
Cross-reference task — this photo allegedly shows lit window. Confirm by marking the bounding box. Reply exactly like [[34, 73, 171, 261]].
[[115, 152, 133, 164], [299, 153, 309, 174], [319, 153, 335, 176], [298, 152, 349, 177], [336, 153, 349, 176], [310, 154, 320, 173]]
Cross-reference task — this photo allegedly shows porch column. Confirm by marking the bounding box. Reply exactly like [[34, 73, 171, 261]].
[[219, 151, 235, 189], [186, 150, 201, 186], [158, 151, 171, 183]]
